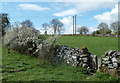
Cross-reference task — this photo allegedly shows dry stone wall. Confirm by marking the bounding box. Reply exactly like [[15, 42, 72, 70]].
[[54, 45, 97, 71], [99, 50, 120, 77]]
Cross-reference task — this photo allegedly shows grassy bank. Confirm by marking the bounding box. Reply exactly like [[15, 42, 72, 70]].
[[1, 46, 119, 81]]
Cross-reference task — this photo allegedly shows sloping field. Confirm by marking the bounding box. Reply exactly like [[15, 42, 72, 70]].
[[58, 36, 118, 57], [1, 36, 120, 81]]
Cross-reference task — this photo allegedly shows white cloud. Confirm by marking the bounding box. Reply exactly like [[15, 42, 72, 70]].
[[54, 9, 77, 17], [53, 1, 117, 17], [94, 4, 118, 25], [60, 16, 103, 34], [60, 16, 73, 34], [88, 27, 98, 33], [18, 4, 50, 11]]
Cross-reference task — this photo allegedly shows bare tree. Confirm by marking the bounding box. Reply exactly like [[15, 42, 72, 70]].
[[110, 21, 118, 33], [21, 20, 33, 28], [97, 22, 109, 34], [91, 30, 101, 36], [77, 27, 82, 34], [42, 23, 49, 35], [50, 18, 64, 35], [77, 26, 89, 34], [57, 23, 64, 35], [105, 28, 112, 34]]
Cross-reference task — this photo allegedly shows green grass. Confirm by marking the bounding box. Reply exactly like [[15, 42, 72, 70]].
[[1, 36, 120, 81], [58, 36, 118, 57], [1, 46, 119, 81]]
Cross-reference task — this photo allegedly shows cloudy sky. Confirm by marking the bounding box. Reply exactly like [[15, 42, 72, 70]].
[[1, 0, 119, 34]]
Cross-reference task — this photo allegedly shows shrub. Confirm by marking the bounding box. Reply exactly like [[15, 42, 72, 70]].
[[3, 26, 58, 61], [91, 30, 100, 36], [37, 36, 57, 61], [3, 26, 42, 56]]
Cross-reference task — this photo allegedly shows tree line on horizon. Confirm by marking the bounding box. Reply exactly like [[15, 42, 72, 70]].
[[0, 13, 120, 36]]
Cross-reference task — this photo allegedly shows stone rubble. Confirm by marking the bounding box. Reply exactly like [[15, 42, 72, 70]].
[[99, 50, 120, 77], [54, 45, 97, 71]]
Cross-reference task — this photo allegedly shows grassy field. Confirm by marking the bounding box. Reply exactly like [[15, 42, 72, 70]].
[[1, 36, 120, 81], [1, 47, 119, 81], [58, 36, 118, 57]]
